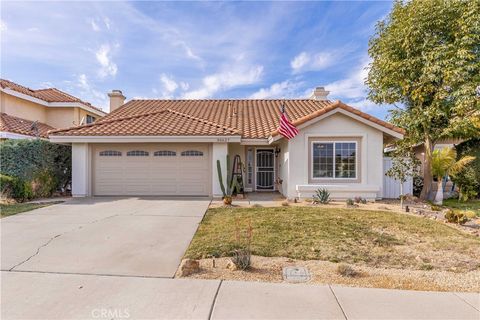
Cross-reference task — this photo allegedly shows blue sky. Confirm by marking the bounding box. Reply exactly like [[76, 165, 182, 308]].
[[1, 1, 394, 119]]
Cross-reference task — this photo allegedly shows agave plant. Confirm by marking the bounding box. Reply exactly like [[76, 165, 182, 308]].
[[431, 147, 475, 205]]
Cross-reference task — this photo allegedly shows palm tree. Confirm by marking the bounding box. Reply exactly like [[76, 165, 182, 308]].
[[431, 147, 475, 205]]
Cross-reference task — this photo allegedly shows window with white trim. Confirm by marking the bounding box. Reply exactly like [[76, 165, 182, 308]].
[[99, 150, 122, 156], [181, 150, 203, 157], [86, 115, 96, 124], [126, 150, 149, 156], [312, 142, 356, 179], [154, 150, 176, 157]]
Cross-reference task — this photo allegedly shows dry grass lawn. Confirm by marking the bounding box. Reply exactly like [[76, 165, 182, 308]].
[[185, 206, 480, 272]]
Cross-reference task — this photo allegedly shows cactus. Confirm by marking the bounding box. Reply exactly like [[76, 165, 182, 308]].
[[217, 155, 231, 197]]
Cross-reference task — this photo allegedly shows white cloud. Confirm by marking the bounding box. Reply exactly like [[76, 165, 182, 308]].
[[324, 58, 386, 112], [160, 73, 178, 93], [325, 65, 368, 100], [104, 17, 111, 30], [290, 52, 309, 71], [249, 80, 303, 99], [183, 65, 264, 99], [291, 51, 335, 74], [0, 20, 7, 32], [95, 44, 118, 78], [90, 19, 100, 32], [74, 74, 108, 111]]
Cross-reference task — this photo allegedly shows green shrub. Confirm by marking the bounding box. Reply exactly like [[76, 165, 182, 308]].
[[430, 205, 442, 211], [0, 139, 71, 199], [346, 198, 355, 206], [452, 139, 480, 200], [0, 174, 33, 202], [313, 188, 330, 204], [444, 209, 468, 225], [31, 169, 58, 198], [452, 166, 478, 201]]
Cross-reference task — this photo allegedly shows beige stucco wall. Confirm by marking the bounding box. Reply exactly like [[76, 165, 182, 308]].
[[286, 112, 385, 200], [0, 92, 47, 123], [46, 108, 76, 129]]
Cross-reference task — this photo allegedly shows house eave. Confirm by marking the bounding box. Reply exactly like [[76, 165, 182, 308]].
[[48, 135, 242, 144], [269, 108, 404, 143]]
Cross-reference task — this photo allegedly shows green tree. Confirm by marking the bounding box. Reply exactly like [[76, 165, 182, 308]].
[[385, 151, 420, 209], [367, 0, 480, 200], [431, 147, 474, 205]]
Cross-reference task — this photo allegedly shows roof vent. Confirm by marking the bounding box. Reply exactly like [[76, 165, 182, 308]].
[[310, 86, 330, 101]]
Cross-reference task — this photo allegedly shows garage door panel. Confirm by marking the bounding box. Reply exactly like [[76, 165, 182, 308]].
[[93, 144, 210, 196]]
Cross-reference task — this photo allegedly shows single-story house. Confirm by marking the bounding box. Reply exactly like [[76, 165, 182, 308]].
[[49, 87, 404, 200]]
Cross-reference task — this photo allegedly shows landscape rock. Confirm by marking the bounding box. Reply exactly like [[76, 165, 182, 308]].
[[226, 260, 238, 271], [178, 259, 200, 276]]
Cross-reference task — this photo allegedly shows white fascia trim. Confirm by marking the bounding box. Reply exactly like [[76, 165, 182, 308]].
[[1, 88, 107, 117], [269, 108, 403, 143], [2, 88, 49, 106], [0, 131, 47, 140], [49, 135, 243, 143], [240, 138, 270, 145]]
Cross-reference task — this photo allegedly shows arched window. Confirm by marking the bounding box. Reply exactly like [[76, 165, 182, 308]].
[[99, 150, 122, 156], [126, 150, 149, 157], [154, 150, 177, 157], [181, 150, 204, 157]]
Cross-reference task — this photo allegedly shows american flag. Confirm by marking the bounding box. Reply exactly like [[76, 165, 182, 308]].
[[278, 104, 299, 140]]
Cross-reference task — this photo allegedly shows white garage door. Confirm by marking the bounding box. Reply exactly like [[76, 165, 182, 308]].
[[93, 144, 211, 196]]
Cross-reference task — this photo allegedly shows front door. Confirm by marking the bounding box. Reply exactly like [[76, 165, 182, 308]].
[[256, 149, 274, 190]]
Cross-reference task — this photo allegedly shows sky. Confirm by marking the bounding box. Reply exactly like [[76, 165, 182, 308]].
[[1, 1, 394, 119]]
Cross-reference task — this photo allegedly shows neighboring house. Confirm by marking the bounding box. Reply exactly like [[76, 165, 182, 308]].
[[49, 87, 404, 200], [0, 79, 107, 139]]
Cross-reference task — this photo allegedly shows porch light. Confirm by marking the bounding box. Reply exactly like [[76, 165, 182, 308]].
[[274, 147, 281, 157]]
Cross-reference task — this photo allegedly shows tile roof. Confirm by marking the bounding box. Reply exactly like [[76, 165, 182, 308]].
[[0, 113, 55, 138], [271, 101, 405, 136], [0, 79, 105, 113], [50, 99, 404, 138]]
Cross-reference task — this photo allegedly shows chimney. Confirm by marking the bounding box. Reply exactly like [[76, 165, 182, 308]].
[[310, 86, 330, 101], [108, 90, 126, 112]]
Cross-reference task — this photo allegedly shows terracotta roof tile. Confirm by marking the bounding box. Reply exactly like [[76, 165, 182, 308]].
[[50, 99, 404, 138], [0, 113, 55, 138], [0, 79, 104, 113]]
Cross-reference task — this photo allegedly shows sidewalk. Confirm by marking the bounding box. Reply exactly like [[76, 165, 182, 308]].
[[2, 271, 478, 319]]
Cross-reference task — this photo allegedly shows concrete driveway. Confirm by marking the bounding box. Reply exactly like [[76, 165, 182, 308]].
[[1, 197, 210, 277]]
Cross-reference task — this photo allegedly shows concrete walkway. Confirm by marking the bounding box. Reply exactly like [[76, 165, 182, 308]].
[[2, 271, 478, 320]]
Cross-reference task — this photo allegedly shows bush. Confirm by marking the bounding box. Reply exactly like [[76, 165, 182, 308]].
[[337, 264, 358, 277], [231, 249, 251, 270], [0, 139, 71, 199], [452, 139, 480, 200], [346, 198, 355, 206], [452, 166, 478, 201], [313, 188, 330, 204], [0, 174, 33, 202], [444, 209, 468, 225], [354, 197, 367, 204], [413, 176, 423, 197], [231, 218, 253, 270]]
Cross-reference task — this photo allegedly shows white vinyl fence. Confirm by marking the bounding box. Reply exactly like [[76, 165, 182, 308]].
[[382, 157, 413, 199]]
